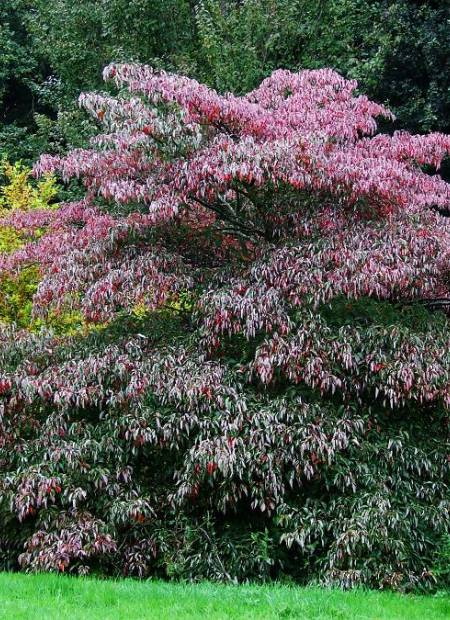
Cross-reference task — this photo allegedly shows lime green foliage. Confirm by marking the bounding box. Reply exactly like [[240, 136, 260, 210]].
[[0, 160, 58, 213], [0, 160, 82, 330], [0, 574, 448, 620], [0, 160, 54, 328], [0, 266, 39, 329]]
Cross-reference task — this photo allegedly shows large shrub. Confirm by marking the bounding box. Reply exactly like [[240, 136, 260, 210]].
[[0, 65, 448, 589]]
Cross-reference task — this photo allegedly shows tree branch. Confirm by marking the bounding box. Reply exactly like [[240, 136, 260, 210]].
[[188, 194, 268, 240]]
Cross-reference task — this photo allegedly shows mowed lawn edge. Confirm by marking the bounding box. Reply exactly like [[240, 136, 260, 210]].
[[0, 572, 449, 619]]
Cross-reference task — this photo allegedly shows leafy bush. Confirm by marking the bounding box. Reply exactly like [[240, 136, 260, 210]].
[[0, 65, 448, 589], [1, 0, 450, 176]]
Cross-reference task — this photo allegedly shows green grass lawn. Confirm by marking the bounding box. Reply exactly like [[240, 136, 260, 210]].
[[0, 572, 448, 619]]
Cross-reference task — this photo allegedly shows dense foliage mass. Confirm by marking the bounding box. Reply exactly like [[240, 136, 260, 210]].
[[0, 65, 448, 589]]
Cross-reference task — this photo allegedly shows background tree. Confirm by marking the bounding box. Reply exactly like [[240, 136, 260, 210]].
[[1, 0, 197, 162], [27, 0, 196, 101], [0, 1, 37, 125], [195, 0, 450, 135], [1, 1, 449, 164]]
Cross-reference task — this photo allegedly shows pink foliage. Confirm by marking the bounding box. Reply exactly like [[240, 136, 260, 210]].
[[0, 63, 445, 324], [0, 64, 447, 413]]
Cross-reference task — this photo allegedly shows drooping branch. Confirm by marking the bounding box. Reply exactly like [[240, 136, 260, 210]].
[[188, 194, 267, 241]]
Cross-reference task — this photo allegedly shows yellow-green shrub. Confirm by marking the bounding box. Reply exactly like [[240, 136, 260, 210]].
[[0, 160, 84, 332], [0, 159, 58, 213]]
